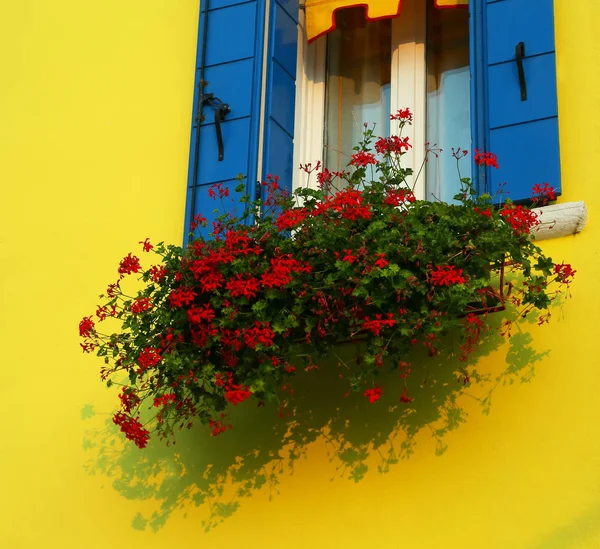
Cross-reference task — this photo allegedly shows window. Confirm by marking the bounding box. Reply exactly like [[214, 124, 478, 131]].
[[323, 11, 392, 174], [185, 0, 560, 237], [294, 2, 470, 201]]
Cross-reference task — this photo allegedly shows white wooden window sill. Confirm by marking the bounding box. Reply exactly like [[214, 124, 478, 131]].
[[532, 201, 588, 241]]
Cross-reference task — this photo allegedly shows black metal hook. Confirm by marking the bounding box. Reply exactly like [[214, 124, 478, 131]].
[[515, 42, 527, 101], [199, 92, 230, 161]]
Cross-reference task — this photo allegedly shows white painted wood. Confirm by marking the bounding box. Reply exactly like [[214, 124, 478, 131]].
[[532, 201, 588, 241], [256, 0, 271, 185], [391, 0, 427, 199], [293, 11, 326, 191]]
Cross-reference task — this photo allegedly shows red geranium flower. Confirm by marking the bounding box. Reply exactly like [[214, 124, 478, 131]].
[[364, 386, 383, 403], [474, 149, 499, 169], [79, 316, 95, 337], [430, 265, 466, 286]]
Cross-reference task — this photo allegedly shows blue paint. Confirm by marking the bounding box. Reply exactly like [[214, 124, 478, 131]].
[[469, 0, 489, 194], [261, 0, 298, 196], [184, 0, 267, 240], [185, 0, 561, 241], [471, 0, 560, 202], [486, 0, 555, 64], [427, 65, 472, 203]]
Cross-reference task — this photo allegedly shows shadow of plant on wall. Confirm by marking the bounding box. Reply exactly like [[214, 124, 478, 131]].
[[82, 317, 548, 532]]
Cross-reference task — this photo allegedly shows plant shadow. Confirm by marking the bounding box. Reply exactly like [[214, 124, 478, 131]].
[[82, 315, 548, 532]]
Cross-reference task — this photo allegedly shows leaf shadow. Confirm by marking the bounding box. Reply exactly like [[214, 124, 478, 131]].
[[82, 314, 549, 532]]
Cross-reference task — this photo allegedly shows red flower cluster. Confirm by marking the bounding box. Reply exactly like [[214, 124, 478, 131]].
[[474, 149, 499, 169], [430, 265, 466, 286], [261, 255, 311, 288], [400, 386, 413, 403], [208, 417, 231, 436], [390, 108, 412, 122], [362, 313, 396, 336], [337, 249, 357, 264], [113, 411, 150, 449], [350, 151, 377, 167], [459, 313, 483, 362], [118, 388, 140, 413], [131, 297, 152, 314], [326, 188, 373, 221], [139, 238, 153, 252], [153, 393, 176, 407], [225, 384, 252, 405], [364, 385, 383, 403], [138, 347, 161, 370], [226, 274, 260, 299], [385, 188, 415, 206], [244, 321, 275, 349], [373, 253, 389, 269], [169, 287, 197, 308], [375, 135, 411, 155], [474, 206, 492, 218], [499, 204, 539, 235], [208, 182, 229, 199], [79, 316, 95, 337], [187, 303, 215, 324], [149, 265, 167, 282], [224, 229, 262, 257], [106, 281, 120, 297], [219, 329, 242, 351], [118, 253, 141, 276], [190, 214, 208, 231], [554, 262, 576, 283], [532, 183, 556, 205], [275, 207, 309, 231], [316, 168, 332, 188]]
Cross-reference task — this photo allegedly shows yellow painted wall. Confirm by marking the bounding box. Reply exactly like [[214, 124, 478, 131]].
[[1, 1, 600, 547]]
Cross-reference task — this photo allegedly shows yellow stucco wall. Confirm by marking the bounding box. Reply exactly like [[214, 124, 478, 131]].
[[1, 1, 600, 547]]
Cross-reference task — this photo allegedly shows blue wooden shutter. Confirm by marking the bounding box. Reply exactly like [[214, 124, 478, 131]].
[[470, 0, 561, 203], [184, 0, 267, 239], [261, 0, 298, 197]]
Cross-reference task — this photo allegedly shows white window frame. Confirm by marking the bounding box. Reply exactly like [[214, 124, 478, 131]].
[[293, 3, 428, 199]]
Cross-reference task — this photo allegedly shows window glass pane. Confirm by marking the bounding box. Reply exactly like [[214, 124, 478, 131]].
[[426, 6, 471, 202], [324, 9, 392, 174]]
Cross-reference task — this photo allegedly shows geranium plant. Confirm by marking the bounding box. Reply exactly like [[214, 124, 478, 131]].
[[80, 109, 575, 448]]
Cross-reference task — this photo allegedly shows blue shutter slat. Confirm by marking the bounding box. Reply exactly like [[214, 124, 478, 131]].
[[198, 118, 252, 183], [486, 0, 555, 63], [185, 1, 266, 239], [488, 53, 558, 128], [489, 118, 561, 199], [200, 59, 255, 123], [471, 0, 561, 202], [264, 122, 296, 191], [208, 0, 254, 10], [270, 62, 296, 136], [203, 3, 257, 66], [261, 1, 298, 195]]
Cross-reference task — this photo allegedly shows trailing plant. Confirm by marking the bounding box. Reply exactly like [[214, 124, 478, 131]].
[[79, 109, 575, 448]]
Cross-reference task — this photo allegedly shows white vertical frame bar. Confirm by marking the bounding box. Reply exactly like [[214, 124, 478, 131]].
[[293, 10, 326, 191], [391, 0, 427, 199], [256, 0, 271, 186]]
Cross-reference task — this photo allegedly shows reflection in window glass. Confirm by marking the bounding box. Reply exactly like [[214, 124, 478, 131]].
[[324, 10, 392, 174], [426, 5, 471, 202]]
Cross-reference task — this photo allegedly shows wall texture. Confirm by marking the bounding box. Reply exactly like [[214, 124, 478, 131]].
[[1, 1, 600, 547]]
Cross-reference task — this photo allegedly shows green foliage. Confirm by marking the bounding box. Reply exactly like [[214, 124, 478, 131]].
[[79, 112, 575, 448]]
